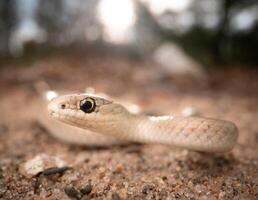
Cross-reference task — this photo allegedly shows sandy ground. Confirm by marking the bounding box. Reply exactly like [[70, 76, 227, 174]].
[[0, 52, 257, 199]]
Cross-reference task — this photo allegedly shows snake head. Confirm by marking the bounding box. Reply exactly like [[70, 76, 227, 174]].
[[48, 93, 130, 132]]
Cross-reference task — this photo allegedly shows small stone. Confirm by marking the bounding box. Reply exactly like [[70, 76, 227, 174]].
[[219, 191, 226, 199], [114, 163, 124, 173], [181, 107, 200, 117], [194, 184, 206, 194], [159, 188, 167, 196], [20, 153, 67, 177], [188, 181, 194, 188], [98, 167, 106, 179], [142, 184, 155, 194], [112, 192, 121, 200], [80, 184, 92, 195], [64, 186, 81, 200], [42, 166, 70, 176]]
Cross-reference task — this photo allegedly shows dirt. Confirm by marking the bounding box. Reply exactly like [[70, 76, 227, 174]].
[[0, 52, 257, 200]]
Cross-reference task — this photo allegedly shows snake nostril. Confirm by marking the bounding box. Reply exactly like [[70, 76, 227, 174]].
[[60, 104, 66, 109]]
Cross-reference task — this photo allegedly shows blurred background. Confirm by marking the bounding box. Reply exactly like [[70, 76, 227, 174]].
[[1, 0, 258, 67]]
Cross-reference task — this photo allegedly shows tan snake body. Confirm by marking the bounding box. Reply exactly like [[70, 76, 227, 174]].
[[47, 93, 238, 153]]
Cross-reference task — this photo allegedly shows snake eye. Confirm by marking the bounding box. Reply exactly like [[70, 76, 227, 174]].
[[80, 97, 96, 113]]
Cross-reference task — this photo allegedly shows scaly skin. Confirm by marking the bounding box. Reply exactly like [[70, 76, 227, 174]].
[[48, 94, 238, 152]]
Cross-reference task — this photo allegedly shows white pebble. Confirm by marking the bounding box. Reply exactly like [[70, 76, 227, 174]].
[[20, 153, 67, 177]]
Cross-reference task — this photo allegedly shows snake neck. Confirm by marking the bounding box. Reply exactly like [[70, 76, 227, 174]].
[[123, 115, 180, 144], [94, 114, 174, 143], [96, 114, 238, 153]]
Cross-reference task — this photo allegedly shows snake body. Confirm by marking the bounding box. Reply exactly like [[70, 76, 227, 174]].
[[47, 93, 238, 152]]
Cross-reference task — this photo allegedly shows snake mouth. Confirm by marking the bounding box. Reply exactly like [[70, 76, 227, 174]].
[[48, 107, 63, 120]]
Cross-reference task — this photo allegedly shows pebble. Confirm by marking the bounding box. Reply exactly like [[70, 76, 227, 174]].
[[194, 184, 206, 194], [112, 192, 121, 200], [114, 163, 124, 173], [80, 184, 92, 195], [142, 184, 155, 194], [41, 166, 70, 176], [181, 107, 200, 117], [64, 186, 81, 200], [20, 153, 67, 177]]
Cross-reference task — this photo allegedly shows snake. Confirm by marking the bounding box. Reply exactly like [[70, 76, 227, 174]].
[[46, 93, 238, 153]]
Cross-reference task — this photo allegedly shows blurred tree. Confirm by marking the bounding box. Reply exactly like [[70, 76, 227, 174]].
[[0, 0, 258, 66], [213, 0, 258, 64], [213, 0, 233, 64], [0, 0, 15, 56]]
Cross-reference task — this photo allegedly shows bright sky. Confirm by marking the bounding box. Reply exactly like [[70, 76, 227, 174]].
[[97, 0, 136, 44]]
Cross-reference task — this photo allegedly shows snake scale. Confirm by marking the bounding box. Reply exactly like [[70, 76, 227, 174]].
[[46, 93, 238, 153]]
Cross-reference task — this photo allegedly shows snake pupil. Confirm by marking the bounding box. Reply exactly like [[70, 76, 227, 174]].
[[80, 98, 95, 113]]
